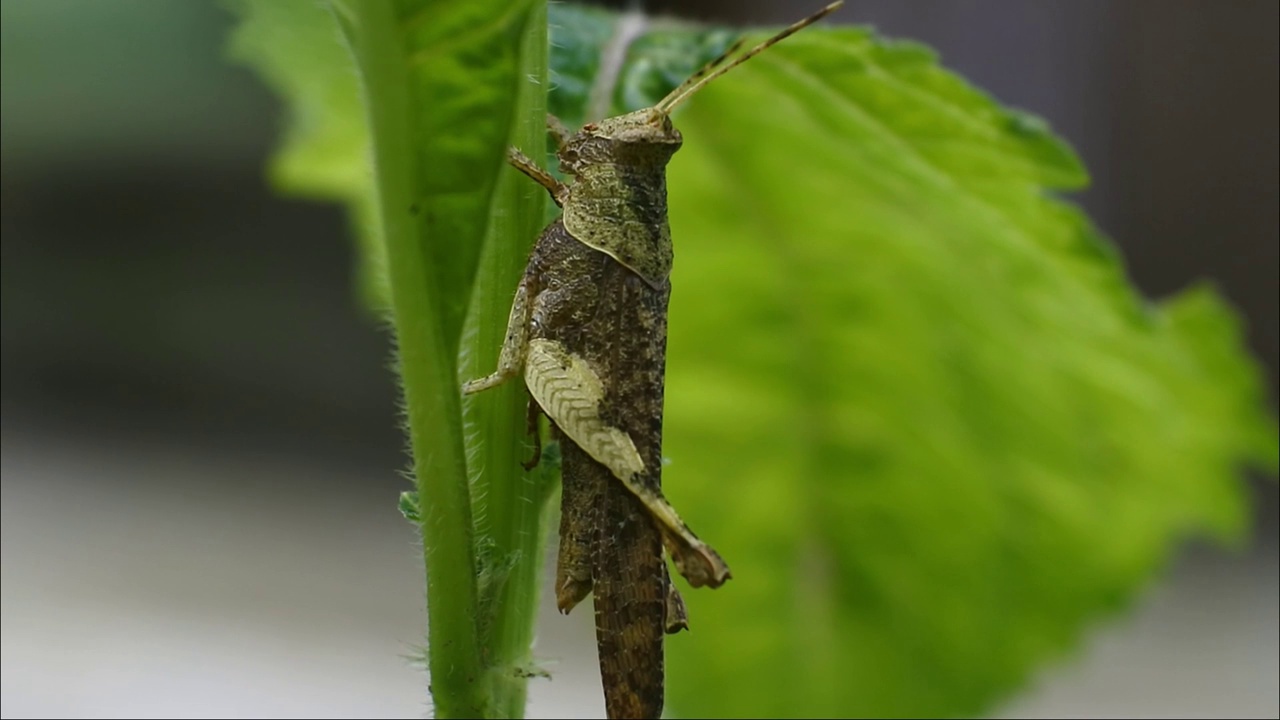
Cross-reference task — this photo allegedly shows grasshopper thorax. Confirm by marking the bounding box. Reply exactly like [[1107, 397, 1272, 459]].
[[557, 107, 682, 287]]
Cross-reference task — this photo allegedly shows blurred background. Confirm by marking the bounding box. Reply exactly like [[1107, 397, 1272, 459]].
[[1, 0, 1276, 717]]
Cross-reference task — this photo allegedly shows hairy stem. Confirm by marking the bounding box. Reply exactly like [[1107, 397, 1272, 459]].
[[328, 0, 484, 715], [460, 2, 555, 717]]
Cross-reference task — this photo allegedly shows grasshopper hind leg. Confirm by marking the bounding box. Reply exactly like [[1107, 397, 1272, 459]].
[[521, 398, 543, 471], [664, 566, 689, 634], [523, 338, 732, 590], [554, 437, 600, 614]]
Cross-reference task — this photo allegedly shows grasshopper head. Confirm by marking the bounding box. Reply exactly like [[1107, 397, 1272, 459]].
[[586, 108, 684, 148], [559, 108, 683, 176], [558, 2, 842, 175]]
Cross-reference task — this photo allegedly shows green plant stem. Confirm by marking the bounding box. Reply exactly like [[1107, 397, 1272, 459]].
[[328, 1, 485, 716], [462, 4, 553, 717]]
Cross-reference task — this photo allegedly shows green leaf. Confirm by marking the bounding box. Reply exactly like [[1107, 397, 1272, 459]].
[[231, 2, 1276, 718], [547, 8, 1278, 719], [398, 490, 421, 523]]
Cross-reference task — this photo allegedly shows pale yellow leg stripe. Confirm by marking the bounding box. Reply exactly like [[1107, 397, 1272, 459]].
[[524, 339, 645, 480], [525, 338, 730, 589]]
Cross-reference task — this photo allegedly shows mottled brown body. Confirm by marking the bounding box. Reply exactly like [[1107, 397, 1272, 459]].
[[461, 5, 842, 717], [467, 110, 729, 719], [525, 220, 673, 718]]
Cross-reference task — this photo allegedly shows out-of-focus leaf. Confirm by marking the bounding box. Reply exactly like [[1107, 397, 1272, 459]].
[[549, 8, 1278, 718], [327, 0, 540, 349], [225, 0, 384, 310]]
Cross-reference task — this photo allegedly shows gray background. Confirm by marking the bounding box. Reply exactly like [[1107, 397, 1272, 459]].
[[2, 1, 1276, 717]]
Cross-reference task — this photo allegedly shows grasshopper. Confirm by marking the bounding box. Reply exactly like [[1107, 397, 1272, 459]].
[[463, 3, 843, 717]]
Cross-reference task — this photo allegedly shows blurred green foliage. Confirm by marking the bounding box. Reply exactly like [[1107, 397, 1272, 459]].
[[228, 1, 1278, 718], [226, 0, 386, 310]]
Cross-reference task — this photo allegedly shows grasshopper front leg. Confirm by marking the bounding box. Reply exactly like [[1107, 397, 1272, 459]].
[[508, 148, 569, 207], [547, 113, 572, 152], [464, 143, 564, 395]]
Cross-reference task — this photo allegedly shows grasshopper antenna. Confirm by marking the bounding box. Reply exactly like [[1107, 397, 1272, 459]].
[[655, 0, 843, 114]]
